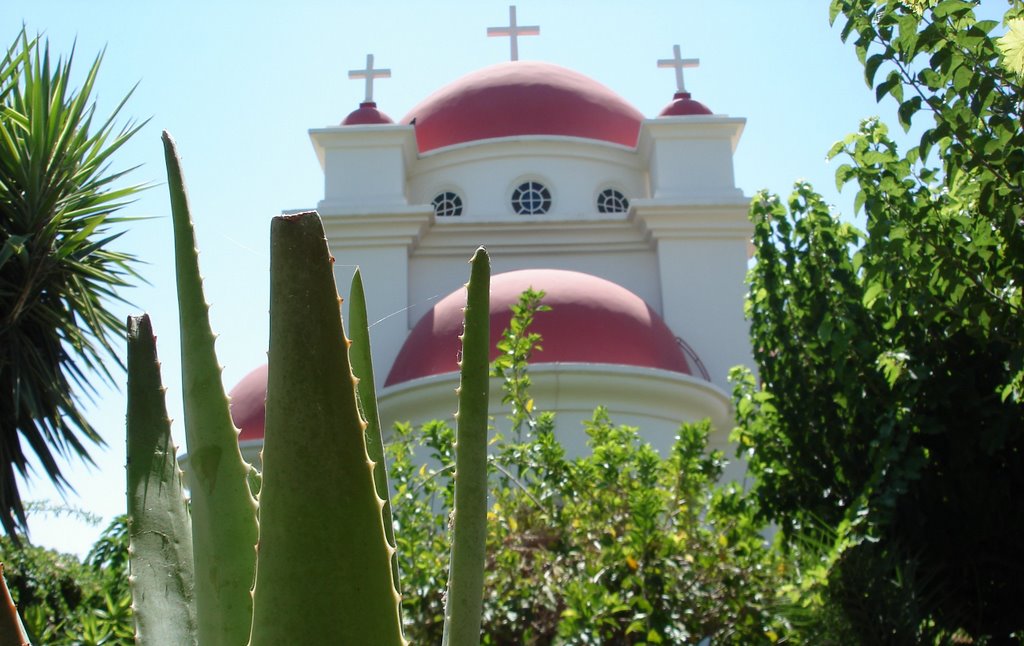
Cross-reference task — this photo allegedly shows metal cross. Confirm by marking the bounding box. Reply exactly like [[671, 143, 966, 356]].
[[657, 44, 700, 94], [348, 54, 391, 103], [487, 5, 540, 61]]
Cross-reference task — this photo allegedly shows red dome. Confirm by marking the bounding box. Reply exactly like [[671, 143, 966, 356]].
[[227, 270, 700, 440], [658, 91, 713, 117], [341, 101, 394, 125], [402, 62, 644, 153], [385, 269, 693, 386], [229, 363, 268, 442]]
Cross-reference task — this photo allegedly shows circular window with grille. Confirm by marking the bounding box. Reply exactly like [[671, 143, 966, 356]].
[[511, 181, 551, 215], [431, 191, 463, 217], [597, 188, 629, 214]]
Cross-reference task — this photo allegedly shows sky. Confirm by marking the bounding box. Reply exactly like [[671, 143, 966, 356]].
[[2, 0, 932, 555]]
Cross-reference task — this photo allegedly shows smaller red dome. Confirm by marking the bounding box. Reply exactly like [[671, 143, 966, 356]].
[[386, 269, 694, 386], [658, 92, 713, 117], [341, 101, 394, 126], [229, 363, 267, 442]]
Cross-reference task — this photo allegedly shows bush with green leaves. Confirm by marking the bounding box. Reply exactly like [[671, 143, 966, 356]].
[[733, 1, 1024, 642], [0, 515, 132, 645], [391, 290, 790, 645]]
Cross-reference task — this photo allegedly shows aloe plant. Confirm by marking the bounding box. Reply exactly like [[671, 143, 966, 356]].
[[125, 314, 197, 645], [121, 133, 492, 645]]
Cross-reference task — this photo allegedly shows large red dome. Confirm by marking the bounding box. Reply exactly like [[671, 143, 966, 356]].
[[226, 270, 699, 441], [402, 62, 644, 153], [386, 269, 692, 386]]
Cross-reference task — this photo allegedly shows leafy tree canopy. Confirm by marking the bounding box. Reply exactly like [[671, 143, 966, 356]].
[[734, 0, 1024, 640]]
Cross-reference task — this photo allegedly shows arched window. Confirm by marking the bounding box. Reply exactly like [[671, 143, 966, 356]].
[[511, 181, 551, 215], [432, 191, 463, 217], [597, 188, 629, 214]]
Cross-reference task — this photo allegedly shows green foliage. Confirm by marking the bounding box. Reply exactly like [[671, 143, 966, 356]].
[[737, 1, 1024, 641], [0, 29, 145, 538], [490, 288, 550, 441], [393, 293, 788, 645], [0, 515, 133, 645]]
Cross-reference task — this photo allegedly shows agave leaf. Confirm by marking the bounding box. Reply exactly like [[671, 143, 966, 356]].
[[250, 212, 404, 645], [162, 131, 258, 646], [442, 247, 491, 646], [348, 268, 400, 587], [125, 314, 198, 645]]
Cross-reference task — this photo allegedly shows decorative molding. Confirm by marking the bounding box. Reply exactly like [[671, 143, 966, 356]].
[[320, 207, 433, 248], [414, 218, 650, 256], [638, 116, 747, 155], [631, 199, 752, 241], [309, 124, 417, 169]]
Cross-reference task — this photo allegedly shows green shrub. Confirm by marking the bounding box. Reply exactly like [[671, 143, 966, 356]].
[[0, 515, 132, 645], [391, 290, 789, 644]]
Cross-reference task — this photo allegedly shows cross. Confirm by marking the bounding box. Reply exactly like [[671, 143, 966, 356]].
[[348, 54, 391, 103], [657, 44, 700, 94], [487, 5, 540, 62]]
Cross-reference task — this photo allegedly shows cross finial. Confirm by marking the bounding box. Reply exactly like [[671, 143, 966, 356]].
[[487, 5, 540, 62], [657, 44, 700, 94], [348, 54, 391, 103]]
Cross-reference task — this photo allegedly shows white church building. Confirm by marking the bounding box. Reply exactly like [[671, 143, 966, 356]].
[[226, 7, 753, 467]]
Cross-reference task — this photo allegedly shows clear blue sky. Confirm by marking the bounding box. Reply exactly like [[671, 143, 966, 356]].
[[4, 0, 921, 554]]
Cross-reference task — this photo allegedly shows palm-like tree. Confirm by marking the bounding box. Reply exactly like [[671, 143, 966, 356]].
[[0, 30, 145, 538]]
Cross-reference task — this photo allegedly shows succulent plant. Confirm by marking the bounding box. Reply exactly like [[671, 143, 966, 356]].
[[122, 132, 491, 645]]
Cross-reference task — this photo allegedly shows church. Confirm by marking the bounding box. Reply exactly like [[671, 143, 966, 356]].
[[225, 6, 753, 467]]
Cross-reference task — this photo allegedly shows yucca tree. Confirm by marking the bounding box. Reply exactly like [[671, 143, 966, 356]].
[[0, 29, 145, 538]]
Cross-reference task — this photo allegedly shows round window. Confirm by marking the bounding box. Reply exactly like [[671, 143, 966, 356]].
[[432, 191, 463, 217], [511, 181, 551, 215], [597, 188, 629, 214]]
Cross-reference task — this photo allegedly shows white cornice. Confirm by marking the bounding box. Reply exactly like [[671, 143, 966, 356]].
[[630, 199, 753, 241], [637, 116, 747, 157], [308, 124, 418, 170], [320, 207, 433, 248], [414, 218, 650, 256]]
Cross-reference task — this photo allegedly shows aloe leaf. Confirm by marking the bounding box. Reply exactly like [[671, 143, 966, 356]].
[[162, 131, 259, 646], [249, 212, 404, 645], [125, 314, 198, 645], [442, 247, 491, 646], [348, 268, 400, 588]]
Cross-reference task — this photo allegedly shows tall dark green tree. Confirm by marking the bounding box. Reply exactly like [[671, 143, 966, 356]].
[[734, 1, 1024, 641], [0, 31, 144, 538]]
